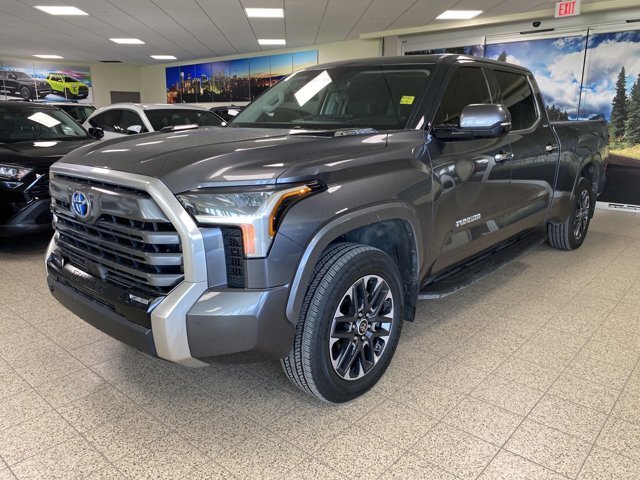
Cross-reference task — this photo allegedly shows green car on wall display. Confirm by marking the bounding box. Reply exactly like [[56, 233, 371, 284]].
[[46, 73, 90, 99]]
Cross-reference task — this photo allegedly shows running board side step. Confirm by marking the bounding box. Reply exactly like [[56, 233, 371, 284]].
[[418, 230, 547, 299]]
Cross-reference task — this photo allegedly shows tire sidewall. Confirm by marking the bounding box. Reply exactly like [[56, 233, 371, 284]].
[[568, 177, 593, 249], [304, 249, 403, 403]]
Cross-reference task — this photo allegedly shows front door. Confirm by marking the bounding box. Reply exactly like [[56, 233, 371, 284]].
[[428, 66, 513, 275]]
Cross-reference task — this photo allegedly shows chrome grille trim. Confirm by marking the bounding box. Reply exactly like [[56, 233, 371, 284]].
[[48, 163, 208, 367], [50, 175, 184, 297]]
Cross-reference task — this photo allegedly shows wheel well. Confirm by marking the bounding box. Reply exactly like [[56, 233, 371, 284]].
[[580, 161, 599, 195], [334, 219, 419, 321]]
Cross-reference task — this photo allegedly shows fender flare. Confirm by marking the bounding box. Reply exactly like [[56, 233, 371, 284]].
[[285, 202, 424, 324]]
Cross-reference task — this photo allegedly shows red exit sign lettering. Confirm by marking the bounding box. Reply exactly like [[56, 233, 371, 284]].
[[555, 0, 581, 18]]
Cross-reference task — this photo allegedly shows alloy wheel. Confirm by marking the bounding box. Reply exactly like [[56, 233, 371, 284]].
[[329, 275, 394, 381]]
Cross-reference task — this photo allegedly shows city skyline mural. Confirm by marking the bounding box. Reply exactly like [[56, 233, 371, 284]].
[[166, 50, 318, 104]]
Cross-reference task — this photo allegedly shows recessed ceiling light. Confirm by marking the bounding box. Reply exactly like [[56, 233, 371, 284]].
[[258, 39, 286, 45], [33, 54, 64, 59], [150, 55, 177, 60], [34, 6, 88, 16], [110, 38, 145, 45], [245, 8, 284, 18], [436, 10, 483, 20]]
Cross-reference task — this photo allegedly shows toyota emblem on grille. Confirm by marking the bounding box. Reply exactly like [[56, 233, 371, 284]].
[[71, 191, 90, 219]]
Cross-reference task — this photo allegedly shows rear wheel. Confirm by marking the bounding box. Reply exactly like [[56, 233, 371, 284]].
[[281, 243, 403, 403], [548, 177, 593, 250]]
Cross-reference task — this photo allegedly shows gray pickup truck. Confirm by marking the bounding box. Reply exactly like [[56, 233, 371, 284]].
[[46, 55, 608, 403]]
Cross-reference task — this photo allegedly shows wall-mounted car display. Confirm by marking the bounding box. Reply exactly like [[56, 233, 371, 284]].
[[0, 101, 98, 236], [46, 55, 608, 403], [0, 70, 51, 100], [46, 73, 90, 99], [83, 103, 225, 140]]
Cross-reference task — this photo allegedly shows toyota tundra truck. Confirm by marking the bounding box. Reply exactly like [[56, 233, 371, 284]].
[[45, 55, 608, 403]]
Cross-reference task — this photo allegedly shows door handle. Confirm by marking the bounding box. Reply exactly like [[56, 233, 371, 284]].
[[494, 150, 514, 162], [546, 144, 559, 152]]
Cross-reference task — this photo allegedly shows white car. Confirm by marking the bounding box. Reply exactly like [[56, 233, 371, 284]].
[[83, 103, 225, 140]]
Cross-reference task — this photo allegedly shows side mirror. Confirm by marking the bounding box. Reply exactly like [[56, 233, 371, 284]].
[[88, 127, 104, 139], [126, 125, 142, 135], [433, 104, 512, 141], [459, 104, 511, 138]]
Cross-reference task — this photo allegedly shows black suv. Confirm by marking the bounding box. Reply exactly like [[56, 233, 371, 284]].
[[0, 71, 52, 100], [0, 102, 96, 236]]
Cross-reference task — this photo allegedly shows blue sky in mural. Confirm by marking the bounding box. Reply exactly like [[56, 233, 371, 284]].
[[581, 30, 640, 120], [486, 36, 587, 119]]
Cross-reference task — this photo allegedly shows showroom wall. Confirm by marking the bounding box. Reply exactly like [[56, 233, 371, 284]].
[[139, 38, 381, 106]]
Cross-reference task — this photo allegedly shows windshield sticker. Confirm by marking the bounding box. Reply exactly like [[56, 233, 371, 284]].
[[400, 95, 415, 105]]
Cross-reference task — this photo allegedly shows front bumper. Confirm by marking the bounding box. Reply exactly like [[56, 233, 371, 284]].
[[46, 244, 294, 364]]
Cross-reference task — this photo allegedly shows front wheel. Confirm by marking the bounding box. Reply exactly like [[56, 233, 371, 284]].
[[19, 86, 32, 99], [281, 243, 403, 403], [548, 177, 594, 250]]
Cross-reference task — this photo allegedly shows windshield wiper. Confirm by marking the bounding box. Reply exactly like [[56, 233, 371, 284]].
[[289, 127, 378, 137]]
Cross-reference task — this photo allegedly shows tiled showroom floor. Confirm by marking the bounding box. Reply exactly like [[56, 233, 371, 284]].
[[1, 208, 640, 479]]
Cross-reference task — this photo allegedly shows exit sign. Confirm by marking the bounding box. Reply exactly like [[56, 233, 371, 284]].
[[555, 0, 581, 18]]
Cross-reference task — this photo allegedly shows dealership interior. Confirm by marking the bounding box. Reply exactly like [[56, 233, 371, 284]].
[[2, 1, 640, 479]]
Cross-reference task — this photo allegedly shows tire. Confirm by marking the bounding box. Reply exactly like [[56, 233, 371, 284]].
[[64, 88, 74, 99], [548, 177, 593, 250], [19, 86, 31, 99], [281, 243, 404, 403]]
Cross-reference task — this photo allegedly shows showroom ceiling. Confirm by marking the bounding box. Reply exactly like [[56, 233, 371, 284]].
[[0, 0, 606, 64]]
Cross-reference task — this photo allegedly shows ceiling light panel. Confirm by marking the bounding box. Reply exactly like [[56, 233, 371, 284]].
[[245, 8, 284, 18], [110, 38, 145, 44], [258, 39, 286, 45], [33, 6, 88, 16], [436, 10, 483, 20], [33, 54, 63, 59], [150, 55, 177, 60]]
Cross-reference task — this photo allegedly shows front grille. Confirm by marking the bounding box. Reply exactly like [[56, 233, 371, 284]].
[[50, 175, 184, 297]]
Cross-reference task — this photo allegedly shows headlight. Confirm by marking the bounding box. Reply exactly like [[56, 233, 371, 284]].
[[0, 165, 33, 180], [177, 183, 318, 257]]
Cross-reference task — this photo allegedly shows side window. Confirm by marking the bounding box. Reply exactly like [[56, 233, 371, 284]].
[[88, 112, 103, 128], [494, 70, 538, 130], [119, 110, 147, 132], [93, 109, 124, 133], [434, 67, 491, 126]]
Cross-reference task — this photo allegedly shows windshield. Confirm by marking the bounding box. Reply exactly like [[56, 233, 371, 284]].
[[0, 107, 89, 143], [230, 65, 433, 130], [145, 109, 224, 131], [59, 105, 95, 123]]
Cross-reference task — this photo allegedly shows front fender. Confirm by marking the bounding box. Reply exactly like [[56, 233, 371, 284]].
[[284, 202, 423, 324]]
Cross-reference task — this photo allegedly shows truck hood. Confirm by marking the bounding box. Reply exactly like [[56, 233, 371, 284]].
[[0, 138, 96, 171], [57, 127, 389, 193]]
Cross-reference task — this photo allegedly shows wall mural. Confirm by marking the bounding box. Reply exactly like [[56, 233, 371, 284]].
[[0, 60, 93, 103], [406, 28, 640, 207], [485, 36, 588, 121], [165, 50, 318, 104]]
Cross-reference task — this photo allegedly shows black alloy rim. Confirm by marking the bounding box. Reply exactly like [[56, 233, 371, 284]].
[[574, 190, 590, 240], [329, 275, 394, 381]]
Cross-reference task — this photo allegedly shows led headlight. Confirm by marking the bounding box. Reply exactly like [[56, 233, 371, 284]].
[[177, 183, 317, 257], [0, 164, 33, 181]]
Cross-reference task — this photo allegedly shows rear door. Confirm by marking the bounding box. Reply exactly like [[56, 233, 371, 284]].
[[428, 65, 514, 274], [490, 68, 560, 231]]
